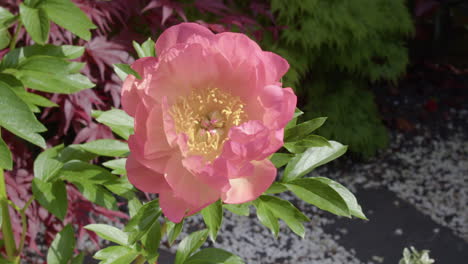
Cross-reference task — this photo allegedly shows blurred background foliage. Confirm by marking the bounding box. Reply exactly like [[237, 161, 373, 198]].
[[2, 0, 468, 256]]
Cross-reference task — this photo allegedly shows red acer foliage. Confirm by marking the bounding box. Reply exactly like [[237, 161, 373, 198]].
[[1, 0, 279, 256]]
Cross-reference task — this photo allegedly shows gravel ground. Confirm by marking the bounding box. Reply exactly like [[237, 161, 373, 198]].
[[164, 106, 468, 263]]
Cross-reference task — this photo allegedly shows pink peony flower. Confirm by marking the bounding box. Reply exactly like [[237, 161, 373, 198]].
[[122, 23, 296, 222]]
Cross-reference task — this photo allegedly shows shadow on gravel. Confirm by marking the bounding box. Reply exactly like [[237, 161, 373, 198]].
[[323, 188, 468, 264]]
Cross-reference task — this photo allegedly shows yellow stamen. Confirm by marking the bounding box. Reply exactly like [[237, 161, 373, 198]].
[[169, 87, 246, 161]]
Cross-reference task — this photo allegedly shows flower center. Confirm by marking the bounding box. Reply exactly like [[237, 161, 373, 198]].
[[169, 87, 246, 161]]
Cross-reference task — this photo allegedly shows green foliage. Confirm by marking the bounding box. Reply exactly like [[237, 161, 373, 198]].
[[166, 220, 184, 246], [304, 79, 389, 158], [32, 178, 67, 220], [47, 225, 75, 264], [133, 38, 156, 58], [265, 0, 413, 158], [184, 248, 245, 264], [201, 200, 223, 242], [399, 247, 435, 264], [174, 229, 209, 264], [92, 109, 134, 140], [270, 0, 413, 87], [254, 196, 310, 238], [283, 140, 348, 181]]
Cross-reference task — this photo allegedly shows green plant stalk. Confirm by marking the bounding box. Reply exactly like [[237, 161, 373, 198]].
[[9, 20, 22, 50], [18, 196, 34, 254], [0, 168, 17, 260], [133, 255, 146, 264]]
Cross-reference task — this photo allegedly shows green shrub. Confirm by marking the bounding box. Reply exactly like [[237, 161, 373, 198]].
[[266, 0, 413, 158]]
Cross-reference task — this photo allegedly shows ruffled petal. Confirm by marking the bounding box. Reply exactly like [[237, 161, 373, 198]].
[[159, 191, 190, 223], [148, 43, 229, 105], [122, 57, 158, 116], [222, 159, 276, 204], [182, 155, 230, 192], [164, 153, 220, 207], [223, 120, 271, 161], [159, 191, 217, 223], [155, 22, 214, 56], [128, 135, 171, 174], [260, 85, 297, 129], [126, 154, 171, 193]]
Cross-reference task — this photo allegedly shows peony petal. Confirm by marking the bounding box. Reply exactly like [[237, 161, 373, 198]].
[[128, 135, 171, 174], [182, 155, 230, 192], [164, 153, 220, 207], [261, 52, 290, 84], [145, 104, 173, 154], [155, 22, 213, 56], [260, 86, 297, 129], [222, 159, 276, 204], [159, 191, 217, 223], [126, 154, 171, 193], [159, 191, 190, 223], [122, 57, 158, 116], [148, 43, 229, 104], [223, 120, 271, 161]]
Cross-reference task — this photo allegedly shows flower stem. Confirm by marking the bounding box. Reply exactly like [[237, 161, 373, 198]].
[[18, 196, 34, 254], [9, 21, 22, 50], [0, 168, 17, 260], [133, 255, 146, 264]]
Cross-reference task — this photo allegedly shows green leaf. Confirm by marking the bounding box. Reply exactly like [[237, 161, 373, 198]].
[[269, 153, 293, 168], [61, 161, 119, 210], [223, 203, 250, 216], [72, 181, 117, 210], [258, 195, 310, 238], [15, 56, 94, 94], [254, 200, 279, 237], [47, 224, 75, 264], [32, 178, 67, 220], [284, 178, 350, 217], [185, 248, 245, 264], [285, 108, 304, 130], [57, 144, 97, 163], [0, 136, 12, 170], [166, 220, 184, 246], [313, 177, 366, 219], [94, 246, 138, 264], [141, 220, 161, 262], [102, 158, 126, 175], [113, 63, 141, 81], [0, 7, 15, 27], [284, 117, 327, 141], [70, 253, 84, 264], [283, 141, 347, 182], [128, 197, 142, 218], [19, 4, 49, 45], [133, 38, 156, 58], [80, 139, 129, 157], [283, 135, 331, 154], [84, 224, 129, 246], [124, 199, 161, 245], [174, 229, 209, 264], [40, 0, 96, 41], [265, 182, 287, 194], [201, 200, 223, 242], [93, 109, 134, 139], [0, 81, 46, 148], [104, 176, 135, 199], [0, 44, 84, 69], [33, 144, 64, 182], [0, 27, 11, 50], [60, 160, 118, 185], [20, 92, 58, 107]]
